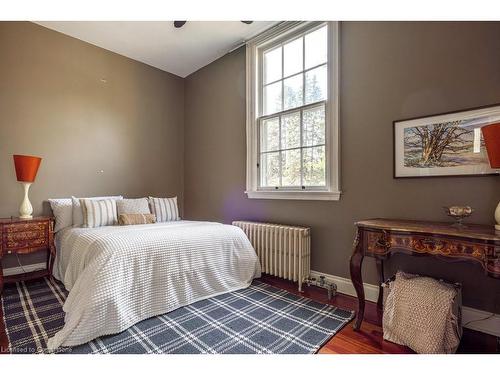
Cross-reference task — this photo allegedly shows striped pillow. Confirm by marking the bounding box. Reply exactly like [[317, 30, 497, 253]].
[[72, 195, 123, 227], [80, 199, 118, 228], [148, 196, 180, 222]]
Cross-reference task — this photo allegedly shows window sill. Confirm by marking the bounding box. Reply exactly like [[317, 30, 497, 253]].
[[245, 190, 341, 201]]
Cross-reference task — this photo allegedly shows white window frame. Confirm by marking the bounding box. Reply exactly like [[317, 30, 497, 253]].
[[245, 21, 341, 201]]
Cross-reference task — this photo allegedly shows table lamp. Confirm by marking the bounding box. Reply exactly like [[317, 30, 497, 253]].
[[481, 124, 500, 230], [13, 154, 42, 219]]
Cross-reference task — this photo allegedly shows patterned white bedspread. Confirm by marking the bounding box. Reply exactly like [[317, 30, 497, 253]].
[[47, 221, 261, 349]]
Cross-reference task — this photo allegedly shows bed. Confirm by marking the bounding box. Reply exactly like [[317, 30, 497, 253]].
[[47, 220, 261, 349]]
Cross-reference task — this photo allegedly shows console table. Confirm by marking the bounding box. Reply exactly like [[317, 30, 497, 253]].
[[349, 219, 500, 331]]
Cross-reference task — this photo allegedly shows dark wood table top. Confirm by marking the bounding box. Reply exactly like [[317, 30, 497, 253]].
[[355, 218, 500, 242], [0, 216, 53, 224]]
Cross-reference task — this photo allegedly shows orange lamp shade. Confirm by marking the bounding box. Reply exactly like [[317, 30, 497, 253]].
[[13, 155, 42, 183], [481, 124, 500, 168]]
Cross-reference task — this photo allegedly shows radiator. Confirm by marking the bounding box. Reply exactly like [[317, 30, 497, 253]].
[[232, 221, 311, 291]]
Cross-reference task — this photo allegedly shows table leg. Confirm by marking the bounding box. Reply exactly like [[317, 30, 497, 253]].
[[349, 228, 365, 331], [48, 245, 56, 282], [375, 258, 384, 310]]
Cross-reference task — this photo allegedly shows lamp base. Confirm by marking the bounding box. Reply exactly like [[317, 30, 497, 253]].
[[495, 224, 500, 231], [18, 182, 33, 220]]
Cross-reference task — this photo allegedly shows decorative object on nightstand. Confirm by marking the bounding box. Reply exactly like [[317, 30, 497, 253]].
[[443, 206, 474, 227], [0, 217, 55, 294], [481, 123, 500, 230], [13, 154, 42, 219]]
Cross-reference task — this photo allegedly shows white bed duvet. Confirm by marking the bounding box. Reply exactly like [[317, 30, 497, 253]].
[[48, 221, 261, 349]]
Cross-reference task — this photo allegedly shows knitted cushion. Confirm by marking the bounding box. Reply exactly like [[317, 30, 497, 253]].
[[382, 271, 462, 354]]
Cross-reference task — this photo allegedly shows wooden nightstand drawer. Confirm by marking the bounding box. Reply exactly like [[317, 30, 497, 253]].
[[4, 232, 47, 251], [3, 222, 48, 233], [5, 230, 45, 242]]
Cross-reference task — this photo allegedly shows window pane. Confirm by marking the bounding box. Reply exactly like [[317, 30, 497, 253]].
[[283, 74, 303, 110], [305, 65, 327, 104], [260, 152, 280, 187], [303, 105, 325, 146], [263, 81, 282, 115], [302, 146, 326, 186], [281, 112, 301, 149], [305, 25, 327, 69], [260, 117, 280, 152], [283, 37, 303, 77], [281, 149, 301, 187], [264, 47, 282, 84]]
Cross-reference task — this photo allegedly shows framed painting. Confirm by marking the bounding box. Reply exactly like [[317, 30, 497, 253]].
[[394, 104, 500, 178]]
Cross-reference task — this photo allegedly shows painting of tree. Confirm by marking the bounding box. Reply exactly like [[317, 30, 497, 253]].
[[403, 120, 487, 168], [395, 105, 500, 177]]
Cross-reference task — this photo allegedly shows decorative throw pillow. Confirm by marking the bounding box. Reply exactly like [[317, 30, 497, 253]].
[[117, 198, 151, 216], [80, 198, 118, 228], [148, 196, 180, 222], [48, 198, 73, 232], [118, 213, 156, 226], [72, 195, 123, 227]]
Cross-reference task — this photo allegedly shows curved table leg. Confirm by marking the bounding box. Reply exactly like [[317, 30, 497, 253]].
[[349, 229, 365, 331], [375, 258, 384, 310]]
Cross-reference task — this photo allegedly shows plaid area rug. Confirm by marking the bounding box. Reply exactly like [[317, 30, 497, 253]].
[[1, 278, 353, 354]]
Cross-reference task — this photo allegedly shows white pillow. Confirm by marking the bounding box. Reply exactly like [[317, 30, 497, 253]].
[[80, 198, 118, 228], [117, 198, 151, 216], [72, 195, 123, 227], [48, 198, 73, 232], [148, 196, 180, 222]]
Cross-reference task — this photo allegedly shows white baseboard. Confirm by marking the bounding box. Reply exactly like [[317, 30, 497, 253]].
[[460, 306, 500, 338], [3, 262, 47, 277], [310, 270, 500, 338]]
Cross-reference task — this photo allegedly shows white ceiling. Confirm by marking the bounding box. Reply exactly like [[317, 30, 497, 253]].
[[35, 21, 277, 77]]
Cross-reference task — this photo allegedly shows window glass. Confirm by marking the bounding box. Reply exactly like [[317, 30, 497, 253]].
[[264, 47, 282, 84], [256, 23, 331, 190], [305, 25, 327, 69], [283, 37, 303, 77]]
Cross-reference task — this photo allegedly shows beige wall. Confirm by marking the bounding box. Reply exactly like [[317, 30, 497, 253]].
[[184, 22, 500, 312], [0, 22, 184, 267]]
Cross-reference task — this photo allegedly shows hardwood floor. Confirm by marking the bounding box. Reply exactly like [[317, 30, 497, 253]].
[[259, 274, 499, 354], [0, 275, 497, 354]]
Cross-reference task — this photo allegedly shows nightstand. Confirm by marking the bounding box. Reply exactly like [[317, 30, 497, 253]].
[[0, 216, 55, 294]]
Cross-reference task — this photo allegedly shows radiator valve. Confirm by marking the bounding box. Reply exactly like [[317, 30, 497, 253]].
[[305, 276, 337, 300]]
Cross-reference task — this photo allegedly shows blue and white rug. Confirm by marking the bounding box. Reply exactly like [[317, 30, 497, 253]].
[[1, 278, 354, 354]]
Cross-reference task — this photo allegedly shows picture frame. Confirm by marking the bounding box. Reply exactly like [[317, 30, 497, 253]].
[[393, 103, 500, 178]]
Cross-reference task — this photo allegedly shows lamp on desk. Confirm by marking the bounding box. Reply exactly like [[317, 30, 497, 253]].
[[481, 124, 500, 230], [13, 154, 42, 219]]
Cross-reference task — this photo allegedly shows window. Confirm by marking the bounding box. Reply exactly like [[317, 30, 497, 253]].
[[246, 22, 340, 200]]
